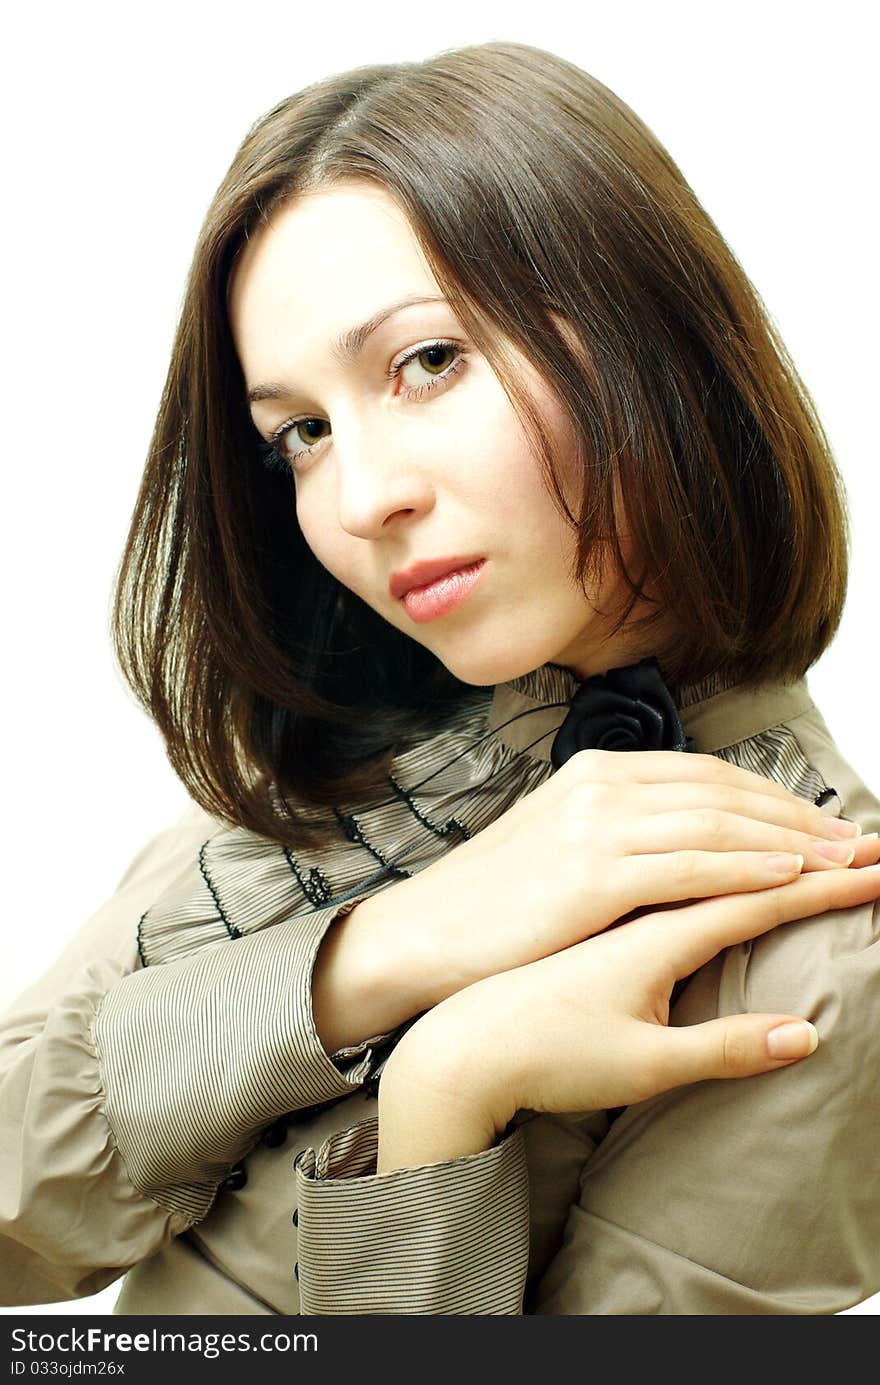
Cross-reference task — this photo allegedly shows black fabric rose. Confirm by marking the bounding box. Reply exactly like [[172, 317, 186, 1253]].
[[550, 656, 696, 769]]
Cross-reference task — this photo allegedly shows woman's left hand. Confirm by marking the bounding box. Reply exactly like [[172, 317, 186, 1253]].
[[377, 854, 880, 1172]]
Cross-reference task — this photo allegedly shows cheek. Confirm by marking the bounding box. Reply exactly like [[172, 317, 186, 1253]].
[[294, 489, 342, 578]]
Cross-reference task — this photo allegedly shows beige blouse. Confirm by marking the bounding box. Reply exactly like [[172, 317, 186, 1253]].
[[1, 663, 879, 1314]]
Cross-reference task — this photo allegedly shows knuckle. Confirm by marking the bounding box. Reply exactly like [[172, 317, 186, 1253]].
[[568, 777, 615, 818], [568, 747, 609, 780], [696, 752, 725, 781], [721, 1023, 752, 1074], [671, 849, 698, 884], [630, 1056, 663, 1105], [815, 874, 845, 916], [645, 1040, 672, 1090], [767, 886, 791, 927], [698, 808, 724, 840]]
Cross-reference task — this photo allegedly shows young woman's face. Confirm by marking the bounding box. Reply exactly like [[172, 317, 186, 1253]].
[[229, 181, 651, 685]]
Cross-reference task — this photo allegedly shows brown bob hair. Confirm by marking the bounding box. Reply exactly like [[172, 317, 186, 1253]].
[[111, 40, 849, 851]]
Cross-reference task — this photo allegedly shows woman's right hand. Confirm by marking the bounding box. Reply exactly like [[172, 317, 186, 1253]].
[[401, 747, 880, 1005]]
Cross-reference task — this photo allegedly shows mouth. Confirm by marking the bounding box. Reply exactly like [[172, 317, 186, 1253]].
[[397, 558, 487, 624], [389, 554, 486, 600]]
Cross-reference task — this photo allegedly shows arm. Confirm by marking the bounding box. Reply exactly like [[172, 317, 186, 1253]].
[[292, 859, 880, 1315], [1, 804, 209, 1305], [122, 743, 872, 1192], [0, 803, 427, 1305], [1, 951, 191, 1306]]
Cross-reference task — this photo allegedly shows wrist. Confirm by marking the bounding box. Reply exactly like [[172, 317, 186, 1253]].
[[376, 1038, 506, 1174], [312, 881, 451, 1054], [378, 984, 520, 1162], [345, 873, 467, 1012]]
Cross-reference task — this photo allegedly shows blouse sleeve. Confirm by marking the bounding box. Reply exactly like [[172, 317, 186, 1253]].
[[0, 803, 398, 1306], [291, 890, 880, 1316]]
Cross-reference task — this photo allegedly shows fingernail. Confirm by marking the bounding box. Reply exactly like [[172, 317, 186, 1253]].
[[827, 818, 861, 838], [862, 832, 879, 841], [811, 840, 856, 864], [767, 1020, 819, 1059], [766, 853, 804, 875]]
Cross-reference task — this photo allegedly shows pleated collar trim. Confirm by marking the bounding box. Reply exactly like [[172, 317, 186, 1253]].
[[487, 662, 814, 762]]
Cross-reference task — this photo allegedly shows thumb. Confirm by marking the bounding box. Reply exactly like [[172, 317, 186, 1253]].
[[653, 1013, 820, 1086]]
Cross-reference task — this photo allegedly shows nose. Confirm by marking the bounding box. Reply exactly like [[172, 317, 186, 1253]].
[[334, 419, 436, 540]]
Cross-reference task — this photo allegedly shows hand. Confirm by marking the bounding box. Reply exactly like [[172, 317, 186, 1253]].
[[404, 746, 874, 1005], [386, 856, 880, 1151]]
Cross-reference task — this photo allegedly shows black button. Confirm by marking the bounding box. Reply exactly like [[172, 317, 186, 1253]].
[[262, 1121, 288, 1148], [294, 1262, 299, 1280], [220, 1164, 248, 1192], [292, 1208, 299, 1226]]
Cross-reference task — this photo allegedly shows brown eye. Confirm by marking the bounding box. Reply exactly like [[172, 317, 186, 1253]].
[[393, 340, 467, 400], [285, 419, 329, 453], [419, 344, 455, 372]]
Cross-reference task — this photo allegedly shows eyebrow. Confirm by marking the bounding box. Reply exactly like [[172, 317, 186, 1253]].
[[246, 293, 448, 405]]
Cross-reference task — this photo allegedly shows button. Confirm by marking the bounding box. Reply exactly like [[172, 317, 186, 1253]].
[[293, 1262, 299, 1280], [292, 1208, 299, 1226], [220, 1165, 248, 1192]]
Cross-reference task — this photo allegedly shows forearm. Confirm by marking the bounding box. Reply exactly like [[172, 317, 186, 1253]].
[[311, 876, 456, 1054], [95, 914, 422, 1209]]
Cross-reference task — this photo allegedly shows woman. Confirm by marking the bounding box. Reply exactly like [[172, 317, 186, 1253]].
[[2, 40, 879, 1315]]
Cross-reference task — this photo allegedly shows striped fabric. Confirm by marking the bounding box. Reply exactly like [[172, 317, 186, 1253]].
[[295, 1118, 530, 1314], [716, 727, 829, 806], [86, 661, 837, 1313], [94, 906, 401, 1221]]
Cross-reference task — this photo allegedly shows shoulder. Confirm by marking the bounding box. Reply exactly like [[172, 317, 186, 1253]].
[[725, 697, 879, 1056], [782, 699, 880, 831], [6, 800, 226, 1018], [674, 693, 880, 1043]]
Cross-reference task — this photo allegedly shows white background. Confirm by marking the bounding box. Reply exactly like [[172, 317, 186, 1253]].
[[1, 0, 877, 1315]]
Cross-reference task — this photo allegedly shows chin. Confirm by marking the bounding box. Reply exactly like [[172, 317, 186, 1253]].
[[432, 648, 560, 689]]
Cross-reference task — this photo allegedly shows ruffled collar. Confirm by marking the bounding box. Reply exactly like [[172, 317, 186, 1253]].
[[487, 661, 813, 762]]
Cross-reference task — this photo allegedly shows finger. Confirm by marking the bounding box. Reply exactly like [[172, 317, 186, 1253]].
[[574, 747, 835, 811], [629, 862, 880, 981], [849, 832, 880, 867], [628, 780, 861, 842], [646, 1013, 820, 1091], [619, 809, 880, 873]]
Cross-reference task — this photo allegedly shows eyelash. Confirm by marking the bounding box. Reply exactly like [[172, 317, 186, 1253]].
[[257, 338, 468, 472]]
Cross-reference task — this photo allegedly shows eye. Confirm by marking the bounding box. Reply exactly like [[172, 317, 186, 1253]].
[[395, 341, 462, 397], [257, 338, 468, 473]]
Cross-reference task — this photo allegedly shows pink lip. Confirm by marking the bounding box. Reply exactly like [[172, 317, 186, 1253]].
[[399, 559, 487, 624], [389, 554, 486, 600]]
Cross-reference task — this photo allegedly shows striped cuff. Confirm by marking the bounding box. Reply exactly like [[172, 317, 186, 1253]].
[[94, 900, 392, 1222], [294, 1117, 530, 1314]]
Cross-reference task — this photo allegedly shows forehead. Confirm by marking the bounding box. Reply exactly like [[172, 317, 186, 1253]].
[[227, 183, 442, 349]]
